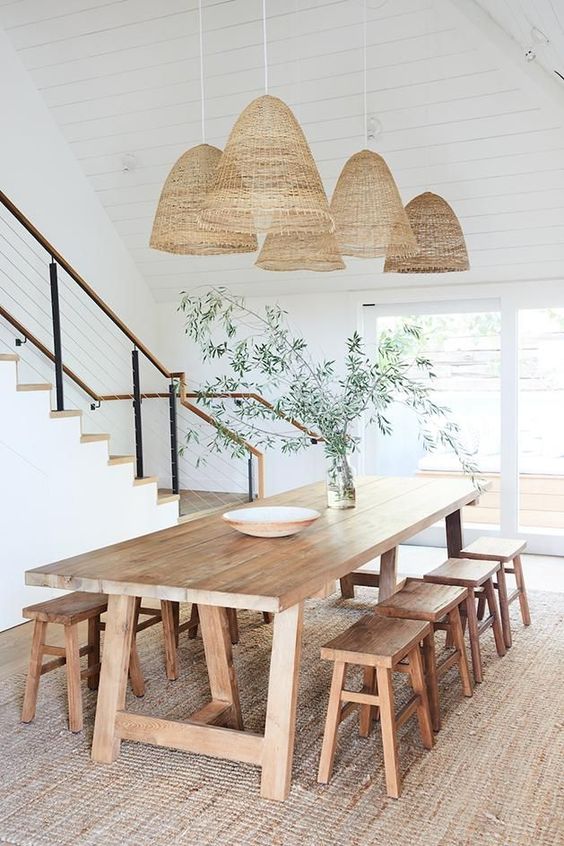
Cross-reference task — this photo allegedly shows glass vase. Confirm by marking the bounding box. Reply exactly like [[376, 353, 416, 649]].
[[326, 455, 356, 509]]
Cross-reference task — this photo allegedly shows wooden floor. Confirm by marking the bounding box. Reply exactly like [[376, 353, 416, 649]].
[[2, 550, 562, 683]]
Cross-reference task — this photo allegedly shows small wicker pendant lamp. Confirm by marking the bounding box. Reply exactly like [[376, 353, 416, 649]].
[[149, 0, 256, 255], [150, 144, 257, 254], [384, 192, 469, 273], [330, 149, 417, 258], [256, 230, 345, 272], [329, 0, 417, 259]]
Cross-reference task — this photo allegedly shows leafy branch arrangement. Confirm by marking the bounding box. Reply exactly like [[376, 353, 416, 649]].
[[178, 287, 479, 483]]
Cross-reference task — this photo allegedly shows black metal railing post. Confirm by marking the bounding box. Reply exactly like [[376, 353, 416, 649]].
[[168, 380, 180, 495], [247, 453, 254, 502], [131, 348, 144, 479], [49, 259, 64, 411]]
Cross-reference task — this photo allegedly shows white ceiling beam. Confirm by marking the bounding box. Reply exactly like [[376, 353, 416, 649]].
[[443, 0, 564, 117]]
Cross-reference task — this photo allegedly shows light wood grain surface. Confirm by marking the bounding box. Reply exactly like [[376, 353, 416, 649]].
[[26, 477, 479, 612]]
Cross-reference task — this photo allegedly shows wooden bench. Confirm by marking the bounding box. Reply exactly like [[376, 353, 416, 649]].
[[461, 537, 530, 649], [317, 615, 434, 798], [424, 558, 506, 684]]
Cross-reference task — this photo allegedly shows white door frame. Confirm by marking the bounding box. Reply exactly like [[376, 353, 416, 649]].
[[356, 280, 564, 556]]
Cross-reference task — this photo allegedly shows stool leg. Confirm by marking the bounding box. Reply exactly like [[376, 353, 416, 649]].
[[514, 555, 531, 626], [496, 566, 512, 649], [87, 615, 101, 691], [476, 593, 487, 620], [448, 604, 473, 697], [161, 600, 178, 680], [64, 624, 83, 732], [340, 575, 355, 599], [408, 647, 434, 750], [172, 601, 180, 648], [376, 667, 401, 799], [422, 632, 441, 732], [465, 588, 483, 684], [359, 667, 377, 737], [188, 604, 199, 639], [21, 620, 47, 723], [484, 578, 506, 657], [318, 661, 347, 784], [129, 598, 145, 698], [227, 608, 239, 645]]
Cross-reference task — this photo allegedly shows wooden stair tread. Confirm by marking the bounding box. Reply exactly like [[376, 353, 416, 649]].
[[108, 455, 135, 465], [157, 493, 180, 505], [375, 579, 467, 622], [22, 591, 107, 625], [80, 433, 110, 443], [50, 410, 82, 419], [133, 476, 158, 486], [16, 383, 52, 392], [461, 537, 526, 562], [0, 353, 19, 361], [321, 615, 431, 668], [423, 558, 500, 588]]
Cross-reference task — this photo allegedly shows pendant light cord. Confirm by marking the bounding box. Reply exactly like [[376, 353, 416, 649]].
[[198, 0, 206, 143], [363, 0, 367, 148], [262, 0, 269, 93]]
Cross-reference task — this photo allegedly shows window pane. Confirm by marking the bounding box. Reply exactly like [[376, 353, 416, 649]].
[[365, 311, 501, 527], [518, 308, 564, 531]]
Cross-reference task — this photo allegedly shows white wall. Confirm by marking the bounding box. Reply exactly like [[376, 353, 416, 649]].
[[0, 26, 158, 353], [0, 358, 178, 632]]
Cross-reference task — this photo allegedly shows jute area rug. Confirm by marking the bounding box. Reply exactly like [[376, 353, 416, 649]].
[[0, 590, 562, 846]]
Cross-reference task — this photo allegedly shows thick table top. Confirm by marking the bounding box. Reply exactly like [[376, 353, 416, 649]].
[[26, 476, 478, 612]]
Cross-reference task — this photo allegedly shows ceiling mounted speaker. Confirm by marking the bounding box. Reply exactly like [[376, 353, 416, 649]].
[[330, 149, 418, 259], [384, 192, 470, 273], [199, 95, 334, 236], [255, 231, 345, 272], [150, 144, 257, 255]]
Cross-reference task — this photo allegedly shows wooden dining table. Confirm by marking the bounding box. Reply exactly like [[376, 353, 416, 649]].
[[25, 475, 479, 801]]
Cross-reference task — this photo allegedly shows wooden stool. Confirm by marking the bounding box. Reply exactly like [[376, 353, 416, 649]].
[[424, 559, 506, 684], [461, 537, 530, 649], [318, 616, 435, 798], [21, 592, 109, 732], [375, 579, 473, 731]]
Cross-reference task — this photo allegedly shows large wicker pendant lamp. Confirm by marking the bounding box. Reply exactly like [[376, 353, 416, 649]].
[[149, 0, 256, 255], [199, 2, 333, 237], [256, 231, 345, 272], [329, 1, 417, 259], [384, 192, 469, 273]]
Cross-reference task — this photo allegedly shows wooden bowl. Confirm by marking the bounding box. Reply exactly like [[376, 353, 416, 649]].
[[222, 506, 321, 538]]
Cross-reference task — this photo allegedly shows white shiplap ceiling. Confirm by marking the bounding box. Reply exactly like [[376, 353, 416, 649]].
[[1, 0, 563, 300]]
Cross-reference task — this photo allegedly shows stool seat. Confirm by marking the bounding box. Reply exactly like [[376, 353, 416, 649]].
[[22, 592, 108, 625], [321, 616, 431, 668], [461, 537, 527, 563], [375, 579, 467, 622], [423, 558, 499, 588]]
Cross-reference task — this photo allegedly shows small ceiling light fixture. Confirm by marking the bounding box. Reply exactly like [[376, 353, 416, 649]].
[[121, 153, 137, 173], [198, 1, 333, 237], [149, 0, 256, 255], [384, 192, 469, 274]]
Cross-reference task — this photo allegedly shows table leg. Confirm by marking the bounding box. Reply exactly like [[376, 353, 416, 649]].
[[445, 509, 463, 558], [378, 548, 398, 600], [91, 594, 136, 763], [197, 605, 243, 731], [260, 602, 304, 801]]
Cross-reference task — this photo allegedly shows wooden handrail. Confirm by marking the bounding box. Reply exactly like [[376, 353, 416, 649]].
[[0, 304, 101, 402], [186, 391, 324, 442], [0, 190, 171, 379]]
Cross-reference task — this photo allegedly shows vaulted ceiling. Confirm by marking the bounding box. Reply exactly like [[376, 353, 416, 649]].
[[1, 0, 563, 300]]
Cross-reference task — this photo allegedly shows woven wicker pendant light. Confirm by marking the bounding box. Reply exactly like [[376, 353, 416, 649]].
[[330, 149, 417, 258], [256, 230, 345, 272], [199, 95, 333, 236], [384, 192, 469, 273], [149, 0, 256, 255], [150, 144, 257, 254]]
